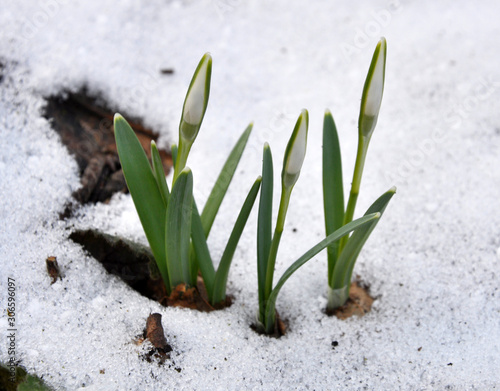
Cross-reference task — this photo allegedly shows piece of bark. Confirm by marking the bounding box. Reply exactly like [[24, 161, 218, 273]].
[[145, 313, 172, 353], [46, 256, 61, 284]]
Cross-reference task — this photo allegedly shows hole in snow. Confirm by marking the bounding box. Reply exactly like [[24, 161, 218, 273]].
[[42, 88, 172, 216]]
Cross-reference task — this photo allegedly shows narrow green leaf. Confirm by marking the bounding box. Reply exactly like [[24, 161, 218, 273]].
[[332, 187, 396, 290], [322, 110, 344, 284], [201, 123, 253, 237], [171, 143, 203, 285], [114, 114, 169, 291], [190, 200, 215, 297], [151, 141, 170, 207], [257, 143, 273, 322], [165, 168, 194, 288], [211, 176, 262, 304], [171, 140, 217, 293], [263, 212, 381, 333]]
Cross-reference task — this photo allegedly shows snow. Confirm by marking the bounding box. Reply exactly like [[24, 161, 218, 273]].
[[1, 0, 500, 389]]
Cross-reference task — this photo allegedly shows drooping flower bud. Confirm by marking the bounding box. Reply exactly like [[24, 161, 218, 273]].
[[358, 37, 387, 139]]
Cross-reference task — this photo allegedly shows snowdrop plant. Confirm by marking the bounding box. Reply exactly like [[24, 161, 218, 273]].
[[323, 37, 396, 311], [114, 53, 260, 306], [256, 110, 381, 335]]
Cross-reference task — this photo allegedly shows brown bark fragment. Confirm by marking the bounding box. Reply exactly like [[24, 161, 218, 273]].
[[145, 313, 172, 353], [46, 256, 61, 284]]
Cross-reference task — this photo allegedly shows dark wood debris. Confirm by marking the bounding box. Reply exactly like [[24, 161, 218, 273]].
[[46, 256, 61, 284], [43, 89, 172, 214], [145, 313, 172, 354]]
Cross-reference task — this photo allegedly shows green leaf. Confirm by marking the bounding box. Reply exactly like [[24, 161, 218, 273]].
[[211, 176, 262, 304], [201, 123, 253, 237], [190, 200, 215, 296], [165, 168, 194, 288], [151, 141, 170, 207], [263, 212, 381, 334], [322, 110, 345, 284], [257, 143, 273, 322], [114, 114, 169, 291], [332, 187, 396, 290]]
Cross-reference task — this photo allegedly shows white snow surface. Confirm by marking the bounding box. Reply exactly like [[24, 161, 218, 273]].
[[1, 1, 500, 390]]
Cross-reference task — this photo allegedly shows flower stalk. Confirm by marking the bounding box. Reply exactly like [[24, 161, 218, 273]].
[[114, 53, 258, 307], [323, 38, 395, 312], [339, 37, 387, 252], [174, 53, 212, 183]]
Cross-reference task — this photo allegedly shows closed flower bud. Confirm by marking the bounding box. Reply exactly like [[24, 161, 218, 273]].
[[359, 37, 387, 139], [282, 110, 309, 189], [180, 53, 212, 141]]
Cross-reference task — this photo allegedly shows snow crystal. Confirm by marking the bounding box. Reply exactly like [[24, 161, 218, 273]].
[[1, 1, 500, 390]]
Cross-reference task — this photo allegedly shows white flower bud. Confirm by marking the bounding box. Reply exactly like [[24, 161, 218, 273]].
[[359, 38, 387, 138], [180, 53, 212, 140], [283, 110, 309, 189]]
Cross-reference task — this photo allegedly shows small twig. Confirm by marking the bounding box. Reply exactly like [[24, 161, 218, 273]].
[[145, 313, 172, 353], [46, 256, 61, 284]]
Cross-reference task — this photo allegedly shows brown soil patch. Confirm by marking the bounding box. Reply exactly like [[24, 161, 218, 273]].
[[43, 89, 172, 214], [329, 281, 374, 320]]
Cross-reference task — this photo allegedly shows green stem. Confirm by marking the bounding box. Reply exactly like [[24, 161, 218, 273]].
[[173, 138, 191, 183], [338, 137, 370, 254], [326, 284, 350, 311], [264, 187, 291, 300]]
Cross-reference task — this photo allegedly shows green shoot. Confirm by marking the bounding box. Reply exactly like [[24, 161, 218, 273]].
[[341, 37, 387, 242], [114, 53, 258, 306], [323, 37, 395, 311], [114, 114, 170, 292], [255, 111, 385, 335], [264, 212, 381, 331], [256, 110, 308, 333]]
